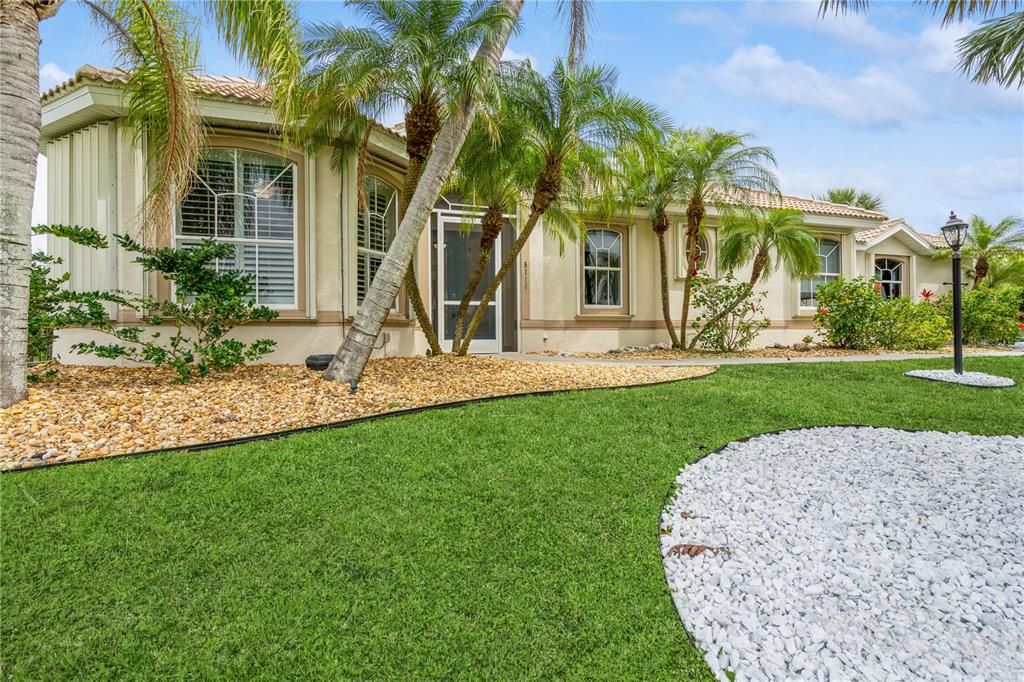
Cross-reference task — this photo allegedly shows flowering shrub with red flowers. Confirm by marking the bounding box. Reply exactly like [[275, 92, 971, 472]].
[[937, 286, 1023, 345], [920, 289, 935, 301], [813, 277, 883, 349]]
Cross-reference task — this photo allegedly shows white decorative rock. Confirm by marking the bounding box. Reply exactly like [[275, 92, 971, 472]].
[[661, 427, 1024, 682], [905, 369, 1016, 388]]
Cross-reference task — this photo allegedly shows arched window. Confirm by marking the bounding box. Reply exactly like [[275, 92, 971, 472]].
[[874, 258, 904, 299], [357, 176, 398, 305], [800, 237, 841, 308], [584, 228, 623, 307], [177, 148, 297, 307]]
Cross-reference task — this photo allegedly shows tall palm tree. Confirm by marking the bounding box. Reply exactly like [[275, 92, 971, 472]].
[[935, 214, 1024, 287], [0, 0, 301, 408], [445, 111, 532, 352], [323, 0, 523, 383], [820, 0, 1024, 88], [815, 187, 884, 212], [610, 131, 682, 347], [689, 207, 819, 349], [455, 58, 667, 355], [302, 0, 511, 356], [672, 128, 779, 347]]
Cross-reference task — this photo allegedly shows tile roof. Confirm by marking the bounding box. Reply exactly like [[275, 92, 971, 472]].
[[711, 188, 888, 220], [855, 218, 945, 248], [42, 64, 407, 139]]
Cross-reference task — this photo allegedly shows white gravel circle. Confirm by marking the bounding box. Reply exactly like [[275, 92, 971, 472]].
[[905, 369, 1016, 388], [661, 426, 1024, 682]]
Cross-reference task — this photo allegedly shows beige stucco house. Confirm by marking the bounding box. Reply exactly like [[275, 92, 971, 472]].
[[40, 66, 954, 363]]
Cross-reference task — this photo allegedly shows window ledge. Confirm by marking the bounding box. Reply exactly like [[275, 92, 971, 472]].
[[576, 312, 633, 320]]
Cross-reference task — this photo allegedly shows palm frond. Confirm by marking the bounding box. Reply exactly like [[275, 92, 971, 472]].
[[88, 0, 202, 243], [557, 0, 592, 66], [957, 10, 1024, 87], [206, 0, 304, 133]]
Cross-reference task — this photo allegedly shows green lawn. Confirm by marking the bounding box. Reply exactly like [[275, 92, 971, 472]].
[[3, 357, 1022, 680]]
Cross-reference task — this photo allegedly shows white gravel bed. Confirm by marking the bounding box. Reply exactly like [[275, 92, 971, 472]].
[[662, 426, 1024, 682], [905, 369, 1016, 388]]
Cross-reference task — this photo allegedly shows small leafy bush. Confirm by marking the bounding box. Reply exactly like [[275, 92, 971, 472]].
[[49, 234, 278, 382], [813, 277, 882, 350], [29, 225, 111, 363], [938, 287, 1021, 345], [689, 274, 771, 352], [875, 297, 951, 350]]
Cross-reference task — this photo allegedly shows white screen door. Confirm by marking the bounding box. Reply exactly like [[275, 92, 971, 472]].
[[438, 217, 501, 353]]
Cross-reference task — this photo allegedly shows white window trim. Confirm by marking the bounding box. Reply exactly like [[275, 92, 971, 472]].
[[356, 175, 399, 312], [799, 235, 843, 312], [874, 256, 906, 299], [583, 228, 625, 308], [175, 148, 299, 310]]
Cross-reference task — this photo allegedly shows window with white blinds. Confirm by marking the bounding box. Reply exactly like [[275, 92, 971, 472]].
[[176, 148, 297, 308], [357, 176, 398, 307]]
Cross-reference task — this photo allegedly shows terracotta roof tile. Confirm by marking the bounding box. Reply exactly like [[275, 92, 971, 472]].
[[42, 65, 406, 143], [711, 188, 888, 220], [854, 218, 944, 248]]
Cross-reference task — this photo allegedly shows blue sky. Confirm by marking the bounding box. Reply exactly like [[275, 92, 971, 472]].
[[34, 0, 1024, 237]]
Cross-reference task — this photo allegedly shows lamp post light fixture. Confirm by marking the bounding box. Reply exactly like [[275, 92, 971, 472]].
[[941, 211, 969, 375]]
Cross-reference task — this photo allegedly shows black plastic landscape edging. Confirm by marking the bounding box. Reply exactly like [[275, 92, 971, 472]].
[[3, 372, 715, 475]]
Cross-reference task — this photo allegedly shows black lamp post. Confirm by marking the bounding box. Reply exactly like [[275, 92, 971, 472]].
[[941, 211, 969, 374]]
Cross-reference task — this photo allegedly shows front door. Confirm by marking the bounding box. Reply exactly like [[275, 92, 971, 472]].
[[438, 217, 501, 353]]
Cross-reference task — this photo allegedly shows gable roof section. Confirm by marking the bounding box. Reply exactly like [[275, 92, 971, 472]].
[[855, 218, 944, 253]]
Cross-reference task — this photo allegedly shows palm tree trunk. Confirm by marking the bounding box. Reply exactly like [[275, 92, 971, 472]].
[[452, 204, 502, 351], [400, 157, 443, 356], [653, 210, 680, 348], [688, 249, 766, 350], [458, 207, 540, 356], [323, 0, 523, 385], [1, 0, 59, 408], [678, 201, 704, 346]]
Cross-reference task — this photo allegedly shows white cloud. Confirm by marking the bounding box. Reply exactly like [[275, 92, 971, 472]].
[[709, 45, 928, 125], [502, 46, 535, 67], [39, 62, 70, 91], [932, 154, 1024, 200], [674, 7, 744, 37], [743, 1, 903, 54]]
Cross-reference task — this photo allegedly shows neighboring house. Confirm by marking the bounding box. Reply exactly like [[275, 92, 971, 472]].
[[40, 66, 954, 362]]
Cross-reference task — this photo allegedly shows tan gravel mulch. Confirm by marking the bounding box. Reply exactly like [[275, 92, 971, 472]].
[[1, 356, 715, 471]]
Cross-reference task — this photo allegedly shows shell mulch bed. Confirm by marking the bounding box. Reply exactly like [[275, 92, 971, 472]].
[[544, 345, 1002, 361], [0, 357, 714, 471]]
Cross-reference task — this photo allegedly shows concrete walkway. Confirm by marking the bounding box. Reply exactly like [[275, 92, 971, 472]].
[[498, 350, 1022, 367]]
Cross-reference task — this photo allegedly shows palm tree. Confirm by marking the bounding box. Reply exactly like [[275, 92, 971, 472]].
[[982, 253, 1024, 288], [672, 128, 779, 348], [0, 0, 301, 408], [455, 58, 667, 355], [445, 111, 532, 352], [689, 207, 819, 349], [820, 0, 1024, 88], [935, 214, 1024, 287], [302, 0, 511, 357], [322, 0, 523, 383], [815, 187, 884, 212], [610, 131, 682, 347]]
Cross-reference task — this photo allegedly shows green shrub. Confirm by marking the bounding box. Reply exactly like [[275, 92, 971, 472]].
[[812, 277, 883, 349], [875, 297, 951, 350], [47, 234, 278, 382], [689, 274, 771, 352], [938, 287, 1021, 345], [29, 225, 110, 364]]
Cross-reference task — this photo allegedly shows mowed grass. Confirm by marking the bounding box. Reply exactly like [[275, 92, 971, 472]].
[[3, 357, 1022, 680]]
